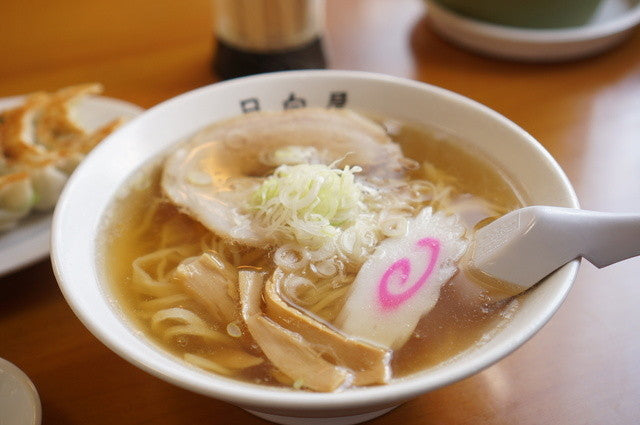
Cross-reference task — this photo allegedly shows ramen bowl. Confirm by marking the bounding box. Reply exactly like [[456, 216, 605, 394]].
[[52, 70, 579, 425]]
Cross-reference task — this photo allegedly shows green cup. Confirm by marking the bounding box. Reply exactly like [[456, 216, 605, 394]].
[[433, 0, 603, 29]]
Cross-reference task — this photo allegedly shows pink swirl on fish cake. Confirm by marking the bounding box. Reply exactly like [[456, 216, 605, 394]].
[[377, 237, 440, 311]]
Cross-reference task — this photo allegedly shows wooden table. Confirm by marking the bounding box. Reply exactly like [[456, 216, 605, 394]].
[[1, 1, 639, 423]]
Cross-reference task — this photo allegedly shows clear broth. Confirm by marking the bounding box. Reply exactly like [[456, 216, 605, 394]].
[[101, 118, 525, 388]]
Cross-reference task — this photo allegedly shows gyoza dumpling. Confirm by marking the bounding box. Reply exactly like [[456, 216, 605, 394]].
[[0, 173, 34, 231]]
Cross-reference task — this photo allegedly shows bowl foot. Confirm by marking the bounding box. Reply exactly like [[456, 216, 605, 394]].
[[244, 405, 399, 425]]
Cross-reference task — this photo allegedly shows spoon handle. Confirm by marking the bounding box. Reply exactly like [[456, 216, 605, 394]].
[[469, 206, 640, 290], [572, 208, 640, 268]]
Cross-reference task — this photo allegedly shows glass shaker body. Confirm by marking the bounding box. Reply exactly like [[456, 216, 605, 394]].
[[213, 0, 326, 79]]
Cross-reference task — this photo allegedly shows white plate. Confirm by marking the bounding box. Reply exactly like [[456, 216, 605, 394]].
[[0, 94, 143, 276], [426, 0, 640, 61]]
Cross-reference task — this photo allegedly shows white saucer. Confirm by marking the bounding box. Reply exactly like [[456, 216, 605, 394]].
[[0, 358, 41, 425], [0, 94, 143, 277], [426, 0, 640, 61]]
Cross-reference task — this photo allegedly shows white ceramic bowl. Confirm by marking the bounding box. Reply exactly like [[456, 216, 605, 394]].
[[51, 70, 579, 425], [425, 0, 640, 62]]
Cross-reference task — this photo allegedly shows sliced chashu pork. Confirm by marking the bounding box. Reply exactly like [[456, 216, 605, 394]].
[[161, 108, 407, 247], [238, 270, 352, 392], [174, 251, 239, 325], [265, 268, 390, 385]]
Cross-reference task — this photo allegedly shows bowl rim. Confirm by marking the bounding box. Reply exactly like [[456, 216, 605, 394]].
[[51, 69, 579, 411]]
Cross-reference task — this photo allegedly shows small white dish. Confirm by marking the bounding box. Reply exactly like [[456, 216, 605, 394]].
[[0, 358, 41, 425], [0, 95, 143, 277], [426, 0, 640, 61]]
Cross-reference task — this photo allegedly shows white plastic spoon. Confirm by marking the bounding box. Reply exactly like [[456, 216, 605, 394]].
[[465, 206, 640, 296]]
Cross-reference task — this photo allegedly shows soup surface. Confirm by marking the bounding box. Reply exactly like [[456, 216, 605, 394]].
[[101, 108, 524, 391]]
